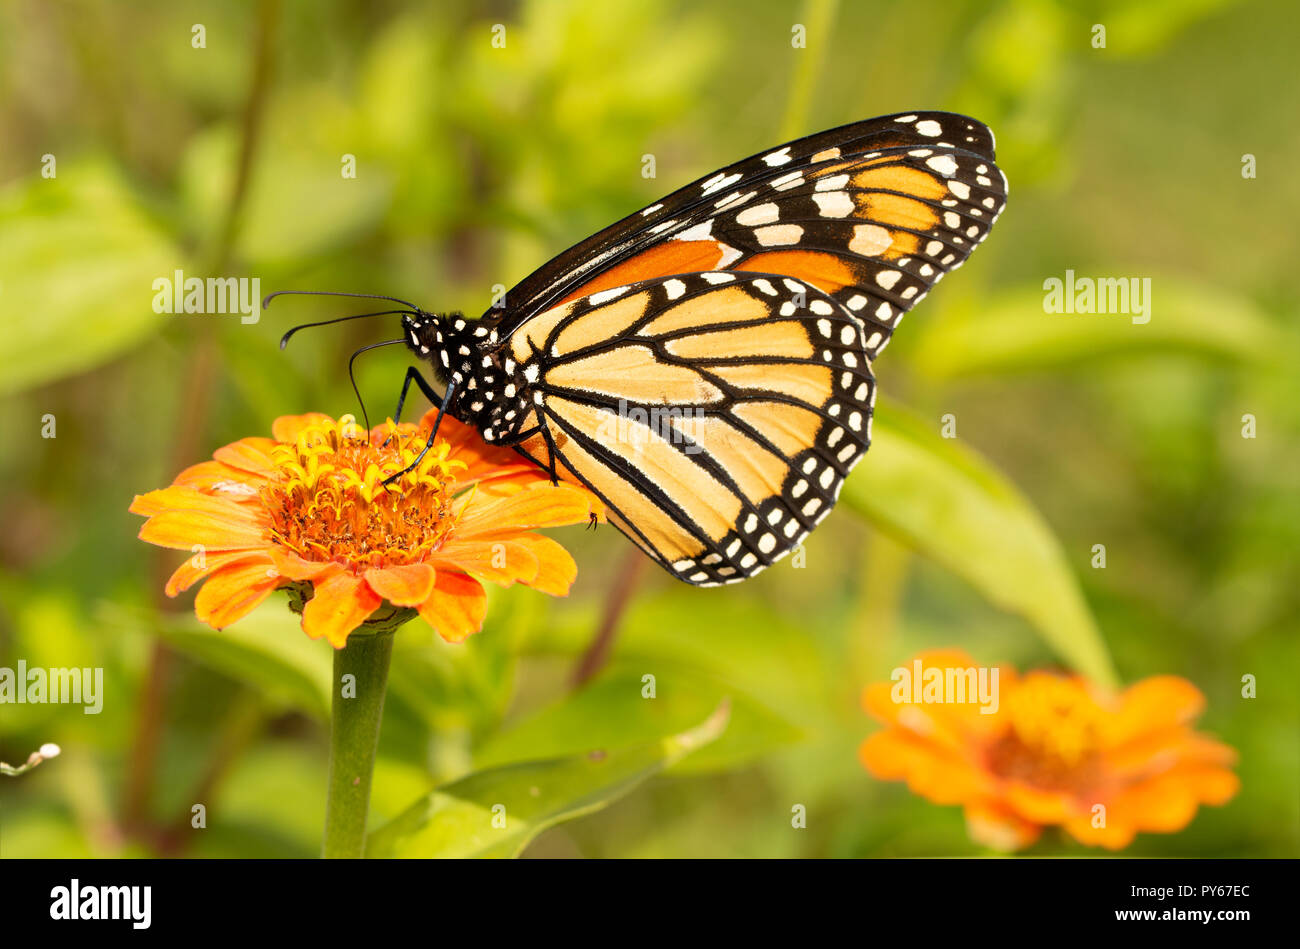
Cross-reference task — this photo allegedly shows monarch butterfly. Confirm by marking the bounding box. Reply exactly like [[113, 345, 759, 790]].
[[270, 111, 1007, 586]]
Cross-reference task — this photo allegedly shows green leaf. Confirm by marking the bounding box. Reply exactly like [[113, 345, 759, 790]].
[[911, 282, 1287, 380], [841, 403, 1118, 688], [0, 159, 180, 395], [473, 664, 801, 775], [366, 702, 730, 858], [150, 600, 333, 720]]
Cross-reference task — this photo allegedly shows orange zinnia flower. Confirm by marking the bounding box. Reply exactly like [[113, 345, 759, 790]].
[[131, 411, 604, 648], [859, 649, 1239, 851]]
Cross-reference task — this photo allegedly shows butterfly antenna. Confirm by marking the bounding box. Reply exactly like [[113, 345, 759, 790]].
[[278, 310, 413, 350], [263, 289, 424, 311], [347, 339, 404, 433]]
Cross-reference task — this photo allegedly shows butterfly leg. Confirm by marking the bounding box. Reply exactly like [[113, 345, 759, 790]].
[[496, 421, 560, 485], [383, 366, 442, 447], [392, 366, 442, 424], [382, 377, 456, 487]]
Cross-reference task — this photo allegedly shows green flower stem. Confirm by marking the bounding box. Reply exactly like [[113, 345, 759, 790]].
[[323, 630, 395, 858]]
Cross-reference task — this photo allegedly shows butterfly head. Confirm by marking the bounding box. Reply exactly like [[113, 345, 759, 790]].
[[401, 310, 469, 385]]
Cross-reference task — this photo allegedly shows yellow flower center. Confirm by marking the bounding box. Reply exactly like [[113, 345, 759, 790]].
[[985, 674, 1105, 793], [262, 415, 467, 570]]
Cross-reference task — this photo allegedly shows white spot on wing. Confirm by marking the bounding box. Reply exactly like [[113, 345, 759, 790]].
[[762, 146, 793, 167], [812, 191, 854, 218], [702, 172, 742, 196], [925, 155, 959, 177], [736, 202, 780, 226], [849, 224, 892, 257], [754, 224, 804, 247], [674, 219, 714, 242], [589, 285, 629, 305]]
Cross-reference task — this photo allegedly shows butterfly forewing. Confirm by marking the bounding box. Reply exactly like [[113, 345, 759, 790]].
[[492, 111, 1006, 362]]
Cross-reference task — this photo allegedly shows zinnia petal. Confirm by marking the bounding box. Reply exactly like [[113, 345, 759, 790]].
[[170, 460, 266, 499], [417, 570, 487, 643], [138, 506, 268, 550], [365, 563, 437, 607], [272, 413, 336, 443], [506, 533, 577, 596], [965, 801, 1042, 852], [212, 437, 279, 478], [431, 537, 541, 587], [166, 549, 272, 597], [459, 481, 602, 533], [267, 547, 345, 583], [1063, 814, 1137, 850], [301, 571, 382, 649], [1105, 676, 1207, 746], [1002, 782, 1081, 825], [858, 730, 991, 805], [194, 561, 280, 629]]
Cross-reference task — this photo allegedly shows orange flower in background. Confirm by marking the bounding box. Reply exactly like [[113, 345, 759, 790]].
[[131, 411, 604, 648], [859, 649, 1239, 851]]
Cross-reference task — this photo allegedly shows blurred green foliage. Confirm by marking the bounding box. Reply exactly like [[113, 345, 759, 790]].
[[0, 0, 1296, 858]]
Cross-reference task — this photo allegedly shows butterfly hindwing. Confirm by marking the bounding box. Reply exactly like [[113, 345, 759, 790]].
[[505, 272, 875, 585]]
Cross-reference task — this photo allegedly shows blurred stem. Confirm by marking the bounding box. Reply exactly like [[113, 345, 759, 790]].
[[160, 689, 268, 854], [571, 547, 648, 689], [778, 0, 841, 140], [209, 0, 280, 272], [55, 748, 126, 855], [323, 632, 394, 859], [849, 529, 912, 688], [128, 0, 280, 839]]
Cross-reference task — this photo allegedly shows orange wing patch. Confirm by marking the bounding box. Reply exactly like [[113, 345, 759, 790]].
[[546, 396, 743, 545], [853, 165, 948, 200], [551, 290, 652, 356], [730, 401, 828, 459], [555, 240, 732, 307], [552, 433, 707, 565], [545, 345, 724, 405], [709, 361, 834, 407], [668, 413, 789, 500], [637, 284, 771, 336], [736, 251, 861, 294], [857, 192, 939, 233], [662, 321, 814, 361]]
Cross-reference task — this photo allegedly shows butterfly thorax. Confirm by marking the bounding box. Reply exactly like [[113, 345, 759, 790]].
[[401, 310, 534, 445]]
